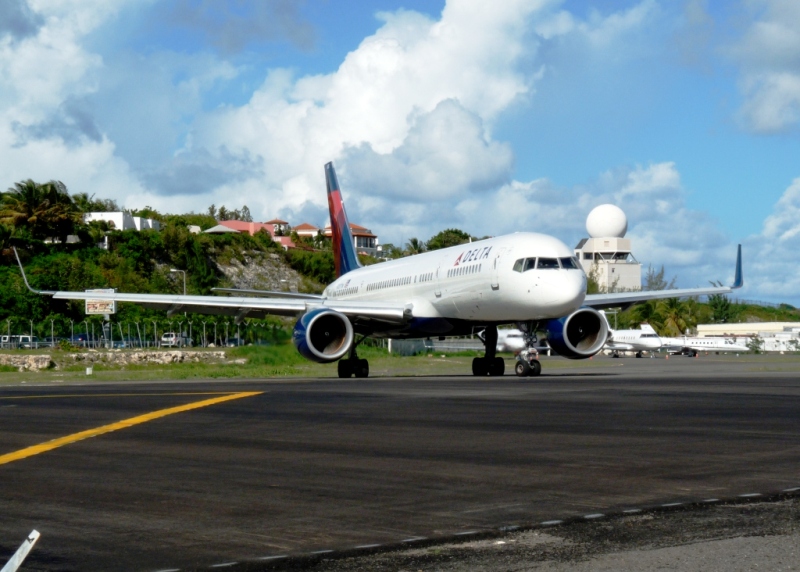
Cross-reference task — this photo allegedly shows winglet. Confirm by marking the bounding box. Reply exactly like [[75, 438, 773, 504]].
[[13, 248, 55, 295], [732, 244, 743, 289], [325, 162, 361, 278]]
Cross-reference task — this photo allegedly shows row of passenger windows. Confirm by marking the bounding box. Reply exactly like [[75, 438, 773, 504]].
[[447, 264, 481, 278], [335, 287, 358, 297], [365, 270, 436, 292], [512, 257, 580, 272], [367, 275, 413, 292]]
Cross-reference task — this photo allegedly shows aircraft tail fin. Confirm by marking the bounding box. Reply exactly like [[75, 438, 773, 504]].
[[732, 244, 743, 289], [640, 323, 657, 334], [325, 162, 362, 278]]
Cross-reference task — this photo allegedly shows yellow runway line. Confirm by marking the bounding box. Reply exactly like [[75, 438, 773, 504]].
[[0, 391, 262, 467], [0, 392, 246, 400]]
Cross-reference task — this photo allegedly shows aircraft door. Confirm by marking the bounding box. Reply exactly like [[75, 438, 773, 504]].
[[491, 248, 507, 290]]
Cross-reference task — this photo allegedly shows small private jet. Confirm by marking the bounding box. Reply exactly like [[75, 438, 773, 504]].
[[603, 321, 662, 358], [660, 335, 749, 356], [15, 162, 743, 378]]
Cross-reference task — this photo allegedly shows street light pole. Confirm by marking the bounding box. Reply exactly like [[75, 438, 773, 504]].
[[152, 320, 157, 347], [169, 268, 186, 295]]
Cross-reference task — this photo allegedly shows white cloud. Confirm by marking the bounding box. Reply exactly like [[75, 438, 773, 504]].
[[0, 0, 150, 200], [746, 178, 800, 297], [729, 0, 800, 133]]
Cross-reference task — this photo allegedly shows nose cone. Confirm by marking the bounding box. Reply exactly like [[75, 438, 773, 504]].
[[538, 270, 586, 316]]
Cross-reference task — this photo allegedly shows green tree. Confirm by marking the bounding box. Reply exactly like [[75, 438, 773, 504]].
[[643, 264, 676, 291], [404, 237, 426, 255], [426, 228, 473, 251], [707, 281, 735, 323], [747, 335, 764, 354], [1, 179, 81, 242], [656, 297, 698, 336], [72, 192, 119, 212]]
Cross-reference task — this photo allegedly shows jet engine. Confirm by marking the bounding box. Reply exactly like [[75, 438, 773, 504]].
[[545, 307, 609, 359], [292, 308, 354, 363]]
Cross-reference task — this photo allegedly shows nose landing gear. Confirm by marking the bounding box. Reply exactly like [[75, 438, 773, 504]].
[[515, 322, 541, 377]]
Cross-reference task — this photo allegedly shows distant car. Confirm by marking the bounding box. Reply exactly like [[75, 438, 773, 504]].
[[67, 334, 96, 347], [226, 337, 245, 347], [161, 332, 191, 347]]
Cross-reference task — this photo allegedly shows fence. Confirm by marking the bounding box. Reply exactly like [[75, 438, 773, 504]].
[[0, 318, 282, 350]]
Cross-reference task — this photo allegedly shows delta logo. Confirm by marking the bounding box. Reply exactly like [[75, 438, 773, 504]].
[[453, 246, 492, 266]]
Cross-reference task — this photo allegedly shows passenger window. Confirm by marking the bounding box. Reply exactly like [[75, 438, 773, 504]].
[[513, 259, 523, 272], [524, 258, 537, 272], [537, 258, 560, 269], [559, 257, 578, 269]]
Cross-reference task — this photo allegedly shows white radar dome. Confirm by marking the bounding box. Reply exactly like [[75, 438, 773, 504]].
[[586, 204, 627, 238]]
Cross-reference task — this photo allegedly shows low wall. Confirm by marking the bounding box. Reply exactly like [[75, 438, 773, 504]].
[[0, 350, 235, 372]]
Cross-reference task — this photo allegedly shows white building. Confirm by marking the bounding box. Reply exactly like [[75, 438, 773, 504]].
[[574, 204, 641, 292], [84, 212, 161, 231]]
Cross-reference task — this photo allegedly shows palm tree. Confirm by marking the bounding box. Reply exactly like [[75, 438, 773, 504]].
[[1, 179, 80, 242], [630, 300, 663, 333], [656, 297, 697, 337], [404, 237, 426, 256]]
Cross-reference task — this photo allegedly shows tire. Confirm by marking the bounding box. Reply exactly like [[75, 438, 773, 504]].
[[490, 357, 505, 376], [355, 359, 370, 378], [530, 360, 542, 376], [472, 357, 487, 376], [337, 359, 353, 378], [515, 361, 531, 377], [636, 352, 642, 358]]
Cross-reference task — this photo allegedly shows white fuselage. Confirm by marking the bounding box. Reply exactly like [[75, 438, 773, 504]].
[[606, 328, 662, 353], [661, 336, 749, 354], [324, 233, 586, 324]]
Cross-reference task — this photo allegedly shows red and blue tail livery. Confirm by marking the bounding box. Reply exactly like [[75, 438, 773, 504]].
[[325, 162, 362, 278]]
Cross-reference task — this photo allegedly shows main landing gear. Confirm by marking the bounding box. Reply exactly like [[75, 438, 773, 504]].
[[473, 325, 505, 376], [337, 338, 369, 378], [514, 322, 541, 377]]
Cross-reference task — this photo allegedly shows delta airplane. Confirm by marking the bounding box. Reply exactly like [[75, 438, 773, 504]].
[[603, 323, 662, 358], [660, 336, 749, 357], [15, 162, 744, 378]]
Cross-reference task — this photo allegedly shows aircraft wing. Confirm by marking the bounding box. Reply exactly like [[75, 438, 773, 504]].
[[45, 290, 409, 323], [14, 248, 408, 324], [211, 287, 323, 300], [605, 341, 634, 351], [585, 245, 743, 310]]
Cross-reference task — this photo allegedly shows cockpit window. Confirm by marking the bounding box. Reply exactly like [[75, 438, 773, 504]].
[[524, 258, 537, 272], [537, 258, 560, 269], [559, 257, 578, 269], [513, 259, 523, 273]]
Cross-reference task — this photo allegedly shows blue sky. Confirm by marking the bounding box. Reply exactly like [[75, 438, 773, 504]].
[[2, 0, 800, 302]]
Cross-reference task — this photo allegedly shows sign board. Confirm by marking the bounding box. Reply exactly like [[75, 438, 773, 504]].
[[85, 289, 116, 315]]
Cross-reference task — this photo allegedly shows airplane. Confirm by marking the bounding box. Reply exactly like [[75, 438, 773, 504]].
[[14, 162, 744, 378], [603, 320, 662, 358], [660, 335, 749, 357]]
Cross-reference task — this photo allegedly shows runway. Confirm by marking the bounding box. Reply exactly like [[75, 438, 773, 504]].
[[0, 357, 799, 571]]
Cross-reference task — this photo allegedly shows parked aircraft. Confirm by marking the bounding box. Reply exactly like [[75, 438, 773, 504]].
[[603, 320, 662, 358], [660, 336, 749, 356], [15, 162, 743, 378]]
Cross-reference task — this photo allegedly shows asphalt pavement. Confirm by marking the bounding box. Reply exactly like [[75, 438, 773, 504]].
[[0, 356, 798, 571]]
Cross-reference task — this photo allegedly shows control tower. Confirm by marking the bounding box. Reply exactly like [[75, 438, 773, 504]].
[[574, 204, 642, 292]]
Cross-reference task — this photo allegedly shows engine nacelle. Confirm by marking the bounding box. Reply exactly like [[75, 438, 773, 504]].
[[292, 308, 354, 363], [545, 307, 609, 360]]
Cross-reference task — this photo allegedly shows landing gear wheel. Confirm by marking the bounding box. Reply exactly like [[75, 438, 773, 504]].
[[529, 359, 542, 376], [490, 357, 505, 376], [472, 357, 488, 376], [355, 359, 369, 378], [338, 359, 353, 378], [636, 352, 643, 358], [515, 361, 531, 377]]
